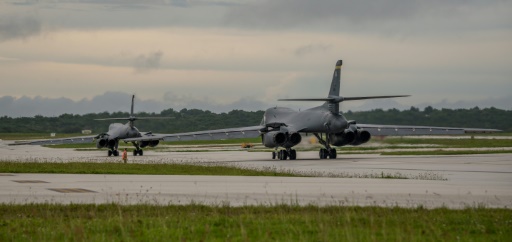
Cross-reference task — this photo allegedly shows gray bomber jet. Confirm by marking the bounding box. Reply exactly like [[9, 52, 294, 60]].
[[11, 95, 169, 156], [125, 60, 500, 160]]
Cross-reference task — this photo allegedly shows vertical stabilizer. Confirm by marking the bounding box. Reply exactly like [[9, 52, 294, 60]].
[[130, 95, 135, 117], [326, 60, 342, 113], [129, 95, 135, 127], [328, 60, 342, 97]]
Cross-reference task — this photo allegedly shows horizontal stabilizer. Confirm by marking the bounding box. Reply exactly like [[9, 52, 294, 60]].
[[342, 95, 410, 101], [94, 117, 173, 121], [278, 98, 333, 101], [278, 95, 409, 103]]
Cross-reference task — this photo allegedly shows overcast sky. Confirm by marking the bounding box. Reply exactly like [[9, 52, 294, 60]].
[[1, 0, 511, 117]]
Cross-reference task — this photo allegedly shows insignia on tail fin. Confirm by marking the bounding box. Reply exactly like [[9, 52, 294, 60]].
[[329, 60, 342, 97]]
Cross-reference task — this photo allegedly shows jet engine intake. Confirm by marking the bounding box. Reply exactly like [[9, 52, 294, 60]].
[[351, 130, 371, 146], [107, 139, 116, 148], [139, 141, 149, 148], [262, 131, 287, 148], [148, 140, 160, 147], [96, 139, 108, 148], [328, 129, 356, 146], [283, 132, 302, 148]]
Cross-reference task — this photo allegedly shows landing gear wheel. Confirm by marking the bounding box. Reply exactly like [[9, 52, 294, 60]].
[[329, 148, 337, 159], [319, 148, 328, 159], [133, 150, 138, 156], [289, 149, 297, 160], [272, 151, 276, 159], [138, 150, 143, 156], [113, 150, 119, 156], [278, 150, 288, 160], [108, 150, 112, 157]]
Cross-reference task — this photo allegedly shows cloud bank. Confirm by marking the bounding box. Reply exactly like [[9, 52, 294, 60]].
[[1, 92, 510, 117]]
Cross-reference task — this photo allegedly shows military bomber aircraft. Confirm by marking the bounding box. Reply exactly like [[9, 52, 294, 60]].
[[125, 60, 500, 160], [11, 95, 170, 156]]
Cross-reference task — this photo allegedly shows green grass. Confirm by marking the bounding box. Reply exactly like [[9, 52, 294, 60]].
[[0, 133, 85, 140], [380, 137, 512, 148], [1, 162, 445, 179], [41, 138, 261, 149], [0, 162, 303, 177], [0, 204, 510, 241], [382, 149, 512, 156], [161, 137, 261, 145]]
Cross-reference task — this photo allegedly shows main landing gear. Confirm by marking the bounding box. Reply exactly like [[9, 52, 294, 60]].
[[272, 149, 297, 160], [132, 142, 144, 156], [133, 149, 143, 156], [108, 150, 119, 157], [314, 133, 337, 159]]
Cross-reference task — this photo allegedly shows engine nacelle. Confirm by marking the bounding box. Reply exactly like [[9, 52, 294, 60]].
[[262, 131, 287, 148], [351, 130, 371, 146], [283, 132, 302, 148], [139, 141, 149, 148], [328, 129, 356, 146], [96, 139, 108, 148], [107, 139, 116, 148], [148, 140, 160, 147]]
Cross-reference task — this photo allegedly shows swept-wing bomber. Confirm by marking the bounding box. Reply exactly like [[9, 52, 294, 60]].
[[125, 60, 499, 160], [11, 95, 170, 156]]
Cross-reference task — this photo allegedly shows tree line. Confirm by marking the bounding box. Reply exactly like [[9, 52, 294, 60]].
[[0, 106, 510, 134]]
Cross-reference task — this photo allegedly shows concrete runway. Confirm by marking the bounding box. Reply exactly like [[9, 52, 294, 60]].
[[1, 141, 511, 208]]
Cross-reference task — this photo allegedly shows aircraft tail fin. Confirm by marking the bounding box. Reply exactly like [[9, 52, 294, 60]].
[[329, 60, 342, 97], [94, 95, 172, 127], [277, 60, 410, 113], [130, 94, 135, 117]]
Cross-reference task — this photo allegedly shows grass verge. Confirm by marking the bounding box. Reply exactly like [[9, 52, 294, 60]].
[[0, 162, 447, 180], [382, 150, 512, 156], [0, 133, 84, 140], [1, 204, 510, 241], [380, 137, 512, 148], [0, 162, 301, 177]]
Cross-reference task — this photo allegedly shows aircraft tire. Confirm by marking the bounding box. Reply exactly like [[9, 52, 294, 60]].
[[289, 150, 297, 160], [108, 150, 112, 157], [319, 148, 328, 159], [329, 148, 337, 159], [272, 152, 276, 159], [282, 150, 288, 160], [139, 150, 143, 156], [113, 150, 119, 156], [133, 150, 138, 156]]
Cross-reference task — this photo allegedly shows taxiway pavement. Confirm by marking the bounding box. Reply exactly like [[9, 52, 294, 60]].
[[1, 141, 511, 208]]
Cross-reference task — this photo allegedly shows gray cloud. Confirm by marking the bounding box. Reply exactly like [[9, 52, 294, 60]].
[[0, 92, 269, 117], [294, 44, 332, 57], [0, 92, 166, 117], [1, 92, 510, 117], [0, 15, 42, 42], [223, 0, 511, 32], [4, 0, 509, 34], [162, 92, 269, 113], [133, 51, 164, 73]]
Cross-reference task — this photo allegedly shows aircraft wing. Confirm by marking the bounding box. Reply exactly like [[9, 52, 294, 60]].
[[357, 124, 501, 136], [9, 135, 96, 146], [124, 126, 264, 142]]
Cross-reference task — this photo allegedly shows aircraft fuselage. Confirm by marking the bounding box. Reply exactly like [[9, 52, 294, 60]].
[[106, 123, 142, 140], [262, 105, 349, 134]]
